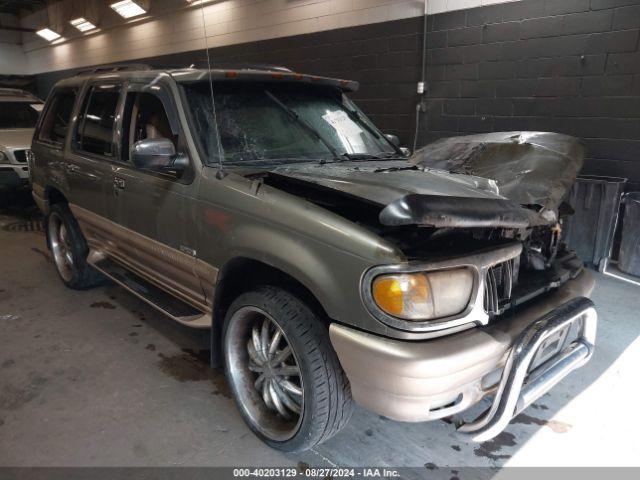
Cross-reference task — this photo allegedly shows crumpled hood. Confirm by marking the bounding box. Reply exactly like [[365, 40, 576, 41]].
[[271, 160, 503, 204], [270, 160, 542, 228], [0, 129, 34, 150], [410, 131, 585, 213]]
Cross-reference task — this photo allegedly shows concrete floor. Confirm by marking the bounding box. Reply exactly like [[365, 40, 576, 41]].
[[1, 195, 639, 469]]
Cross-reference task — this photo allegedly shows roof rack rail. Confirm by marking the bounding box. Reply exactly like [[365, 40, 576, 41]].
[[74, 63, 153, 76], [217, 63, 293, 73], [169, 62, 293, 72], [0, 88, 40, 100]]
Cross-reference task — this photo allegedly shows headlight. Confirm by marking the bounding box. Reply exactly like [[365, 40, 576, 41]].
[[0, 151, 9, 164], [371, 268, 473, 320]]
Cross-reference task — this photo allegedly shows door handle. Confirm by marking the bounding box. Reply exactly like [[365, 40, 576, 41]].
[[114, 177, 126, 190]]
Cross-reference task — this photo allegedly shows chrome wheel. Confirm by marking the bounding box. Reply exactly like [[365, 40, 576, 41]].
[[225, 306, 304, 441], [48, 212, 74, 282]]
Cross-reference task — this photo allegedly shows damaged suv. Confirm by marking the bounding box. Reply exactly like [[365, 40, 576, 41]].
[[30, 65, 597, 452]]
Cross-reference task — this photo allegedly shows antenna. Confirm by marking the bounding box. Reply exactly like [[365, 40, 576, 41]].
[[198, 0, 226, 178]]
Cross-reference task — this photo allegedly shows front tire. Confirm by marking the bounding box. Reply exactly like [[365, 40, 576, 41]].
[[46, 203, 103, 289], [223, 286, 353, 452]]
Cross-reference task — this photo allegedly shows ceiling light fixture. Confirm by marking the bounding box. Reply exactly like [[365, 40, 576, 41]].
[[36, 28, 61, 41], [70, 17, 97, 32], [110, 0, 146, 19]]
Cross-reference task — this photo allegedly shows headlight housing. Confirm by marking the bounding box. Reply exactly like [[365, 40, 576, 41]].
[[371, 269, 474, 321], [362, 244, 522, 334], [0, 151, 9, 164]]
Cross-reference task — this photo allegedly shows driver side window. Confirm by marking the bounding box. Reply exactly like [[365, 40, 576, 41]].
[[121, 92, 178, 162]]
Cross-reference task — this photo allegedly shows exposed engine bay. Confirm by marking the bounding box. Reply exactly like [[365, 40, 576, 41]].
[[249, 131, 586, 320]]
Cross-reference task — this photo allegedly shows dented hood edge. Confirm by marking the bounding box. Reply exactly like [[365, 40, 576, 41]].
[[379, 194, 541, 229], [265, 160, 548, 229]]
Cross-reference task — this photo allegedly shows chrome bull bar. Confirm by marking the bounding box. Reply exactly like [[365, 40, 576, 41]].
[[458, 296, 597, 442]]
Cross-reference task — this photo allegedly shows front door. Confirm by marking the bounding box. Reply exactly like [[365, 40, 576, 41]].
[[110, 84, 205, 310]]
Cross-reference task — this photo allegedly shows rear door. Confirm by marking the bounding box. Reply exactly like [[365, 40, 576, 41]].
[[66, 82, 123, 220], [31, 87, 79, 198], [109, 82, 206, 310]]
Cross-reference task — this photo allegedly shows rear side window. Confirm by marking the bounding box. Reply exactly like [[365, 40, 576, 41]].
[[76, 85, 121, 157], [38, 89, 77, 145]]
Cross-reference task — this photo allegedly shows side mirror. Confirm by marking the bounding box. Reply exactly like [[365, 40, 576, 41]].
[[384, 134, 400, 148], [131, 138, 186, 172], [384, 134, 410, 156]]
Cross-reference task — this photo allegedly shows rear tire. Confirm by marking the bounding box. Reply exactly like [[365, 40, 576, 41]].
[[223, 286, 353, 452], [45, 203, 104, 289]]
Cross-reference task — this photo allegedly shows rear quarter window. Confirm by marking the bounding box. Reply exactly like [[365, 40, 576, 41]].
[[38, 89, 77, 146]]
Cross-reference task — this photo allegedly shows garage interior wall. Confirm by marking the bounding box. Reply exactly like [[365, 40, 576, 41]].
[[0, 11, 32, 90], [5, 0, 640, 184]]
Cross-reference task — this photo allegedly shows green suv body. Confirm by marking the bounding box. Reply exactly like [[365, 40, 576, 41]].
[[30, 65, 597, 451]]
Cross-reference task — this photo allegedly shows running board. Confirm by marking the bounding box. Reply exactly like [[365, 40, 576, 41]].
[[89, 253, 211, 329]]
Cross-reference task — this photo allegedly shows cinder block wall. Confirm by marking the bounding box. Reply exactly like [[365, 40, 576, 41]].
[[34, 0, 640, 182], [420, 0, 640, 183]]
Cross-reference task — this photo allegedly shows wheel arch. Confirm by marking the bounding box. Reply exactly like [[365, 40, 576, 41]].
[[45, 186, 68, 205], [41, 186, 69, 246], [210, 256, 331, 367]]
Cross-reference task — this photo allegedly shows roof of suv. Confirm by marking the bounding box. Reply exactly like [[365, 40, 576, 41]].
[[0, 88, 42, 103], [53, 64, 359, 92]]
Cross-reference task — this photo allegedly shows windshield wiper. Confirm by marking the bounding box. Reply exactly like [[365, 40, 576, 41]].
[[342, 104, 404, 156], [342, 105, 380, 140], [341, 152, 402, 161], [265, 90, 340, 163]]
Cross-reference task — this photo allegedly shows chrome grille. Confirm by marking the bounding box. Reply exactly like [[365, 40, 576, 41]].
[[13, 150, 27, 163], [484, 257, 518, 315]]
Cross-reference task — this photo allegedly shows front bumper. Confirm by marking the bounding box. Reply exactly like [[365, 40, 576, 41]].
[[0, 166, 28, 188], [0, 163, 29, 183], [458, 295, 596, 441], [329, 269, 596, 439]]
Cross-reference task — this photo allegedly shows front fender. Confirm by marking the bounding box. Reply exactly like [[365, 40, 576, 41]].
[[219, 222, 371, 322]]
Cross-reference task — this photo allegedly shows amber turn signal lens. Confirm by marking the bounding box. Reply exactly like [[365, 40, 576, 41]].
[[372, 273, 431, 319], [371, 269, 473, 321]]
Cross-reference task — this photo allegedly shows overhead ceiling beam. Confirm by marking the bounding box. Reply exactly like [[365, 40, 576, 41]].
[[0, 25, 36, 32], [0, 0, 47, 16]]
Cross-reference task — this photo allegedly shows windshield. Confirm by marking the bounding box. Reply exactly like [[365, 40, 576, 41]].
[[0, 102, 42, 129], [182, 81, 396, 166]]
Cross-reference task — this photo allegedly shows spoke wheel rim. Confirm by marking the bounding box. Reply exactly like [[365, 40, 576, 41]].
[[225, 306, 304, 442], [48, 212, 74, 282]]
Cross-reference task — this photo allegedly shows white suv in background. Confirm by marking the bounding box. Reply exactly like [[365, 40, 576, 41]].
[[0, 88, 43, 191]]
